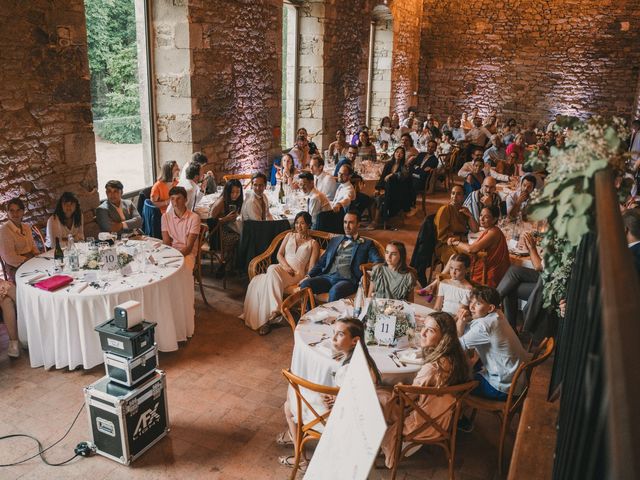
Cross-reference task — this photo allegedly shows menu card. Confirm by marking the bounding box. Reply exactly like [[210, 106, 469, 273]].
[[305, 343, 386, 479]]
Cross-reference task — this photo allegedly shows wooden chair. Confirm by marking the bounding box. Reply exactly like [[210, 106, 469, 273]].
[[280, 287, 316, 332], [359, 262, 379, 295], [390, 380, 479, 480], [222, 173, 253, 189], [0, 255, 8, 281], [193, 224, 210, 306], [200, 222, 226, 289], [444, 148, 461, 191], [464, 337, 555, 475], [32, 225, 46, 251], [282, 369, 339, 480]]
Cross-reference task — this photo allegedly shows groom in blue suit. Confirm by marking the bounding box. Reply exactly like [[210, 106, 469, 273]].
[[300, 211, 383, 301]]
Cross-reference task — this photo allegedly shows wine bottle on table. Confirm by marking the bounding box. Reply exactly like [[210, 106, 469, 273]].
[[279, 180, 285, 204], [54, 237, 64, 272]]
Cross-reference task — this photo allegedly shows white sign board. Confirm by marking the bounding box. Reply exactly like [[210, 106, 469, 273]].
[[304, 343, 387, 480], [100, 248, 118, 270], [374, 314, 397, 345]]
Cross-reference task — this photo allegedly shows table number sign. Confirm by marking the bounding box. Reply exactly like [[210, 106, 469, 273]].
[[374, 314, 396, 345], [100, 248, 118, 270]]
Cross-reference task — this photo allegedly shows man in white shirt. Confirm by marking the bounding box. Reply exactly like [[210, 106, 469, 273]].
[[450, 118, 466, 143], [332, 164, 356, 212], [177, 162, 203, 212], [400, 108, 416, 129], [482, 135, 507, 166], [241, 172, 272, 221], [465, 116, 493, 149], [179, 152, 216, 193], [310, 155, 337, 200], [459, 147, 513, 183], [298, 172, 330, 225], [506, 174, 537, 219]]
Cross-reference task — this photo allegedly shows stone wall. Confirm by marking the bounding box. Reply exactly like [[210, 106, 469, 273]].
[[189, 0, 282, 176], [0, 0, 99, 227], [417, 0, 640, 125], [369, 12, 393, 130]]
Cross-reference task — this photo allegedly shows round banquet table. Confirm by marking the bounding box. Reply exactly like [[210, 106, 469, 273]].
[[291, 299, 435, 389], [16, 239, 195, 370]]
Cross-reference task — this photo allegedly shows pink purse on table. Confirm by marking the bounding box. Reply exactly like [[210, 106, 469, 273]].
[[34, 275, 74, 292]]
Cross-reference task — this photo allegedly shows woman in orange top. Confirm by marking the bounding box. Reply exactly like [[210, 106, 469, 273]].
[[447, 205, 510, 288], [150, 160, 180, 213]]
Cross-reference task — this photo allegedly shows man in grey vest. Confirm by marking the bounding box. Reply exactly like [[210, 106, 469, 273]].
[[300, 211, 383, 301]]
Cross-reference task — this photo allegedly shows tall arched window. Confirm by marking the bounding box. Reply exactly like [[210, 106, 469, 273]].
[[367, 5, 393, 132]]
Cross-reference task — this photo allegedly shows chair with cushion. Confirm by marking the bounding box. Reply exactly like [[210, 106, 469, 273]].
[[136, 186, 153, 230], [390, 380, 479, 480], [142, 199, 162, 239], [464, 337, 555, 475], [280, 287, 316, 332], [282, 369, 339, 480], [200, 221, 226, 289]]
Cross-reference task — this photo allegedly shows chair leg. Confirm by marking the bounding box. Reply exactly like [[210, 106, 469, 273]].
[[498, 414, 510, 476], [199, 278, 209, 306]]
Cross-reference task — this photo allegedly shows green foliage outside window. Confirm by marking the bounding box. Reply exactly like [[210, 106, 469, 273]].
[[85, 0, 141, 144]]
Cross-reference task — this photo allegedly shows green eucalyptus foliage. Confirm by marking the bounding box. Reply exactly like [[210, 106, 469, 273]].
[[527, 116, 630, 310]]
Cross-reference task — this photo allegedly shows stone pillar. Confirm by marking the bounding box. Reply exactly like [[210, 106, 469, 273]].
[[370, 16, 393, 129]]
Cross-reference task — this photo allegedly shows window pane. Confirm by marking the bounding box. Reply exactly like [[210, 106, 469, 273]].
[[85, 0, 153, 196]]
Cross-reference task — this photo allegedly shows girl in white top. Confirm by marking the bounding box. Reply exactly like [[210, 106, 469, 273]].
[[45, 192, 84, 248], [434, 253, 473, 318]]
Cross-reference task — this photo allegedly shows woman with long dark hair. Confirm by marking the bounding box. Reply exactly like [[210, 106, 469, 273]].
[[208, 179, 244, 276], [368, 146, 412, 229], [379, 312, 470, 468], [45, 192, 84, 248], [368, 240, 417, 301]]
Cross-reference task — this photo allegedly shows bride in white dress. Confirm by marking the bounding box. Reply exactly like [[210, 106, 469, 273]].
[[243, 211, 320, 334]]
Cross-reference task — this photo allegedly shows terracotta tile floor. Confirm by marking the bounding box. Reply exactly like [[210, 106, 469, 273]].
[[0, 192, 508, 479]]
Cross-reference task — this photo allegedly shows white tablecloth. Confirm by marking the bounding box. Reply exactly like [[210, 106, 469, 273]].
[[16, 240, 195, 370], [291, 299, 434, 388]]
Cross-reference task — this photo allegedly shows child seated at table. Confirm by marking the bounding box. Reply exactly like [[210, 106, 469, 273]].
[[277, 317, 380, 469], [431, 253, 473, 317], [457, 286, 528, 401]]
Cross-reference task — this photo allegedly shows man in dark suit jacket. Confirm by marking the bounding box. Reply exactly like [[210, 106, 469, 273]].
[[300, 211, 383, 301], [95, 180, 143, 233], [622, 208, 640, 276]]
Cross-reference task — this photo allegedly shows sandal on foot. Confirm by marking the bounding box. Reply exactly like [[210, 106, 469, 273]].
[[275, 431, 294, 446], [258, 324, 271, 336]]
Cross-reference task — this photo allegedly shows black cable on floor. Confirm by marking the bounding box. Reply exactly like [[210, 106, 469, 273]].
[[0, 402, 85, 467]]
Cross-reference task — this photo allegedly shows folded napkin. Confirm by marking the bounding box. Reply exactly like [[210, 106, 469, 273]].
[[34, 275, 74, 292], [398, 349, 424, 365]]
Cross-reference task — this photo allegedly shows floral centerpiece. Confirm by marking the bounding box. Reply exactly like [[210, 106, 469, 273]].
[[364, 298, 416, 346], [527, 115, 630, 311], [83, 250, 100, 270], [117, 252, 134, 268]]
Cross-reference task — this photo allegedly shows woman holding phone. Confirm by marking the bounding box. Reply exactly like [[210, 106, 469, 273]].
[[208, 179, 243, 277]]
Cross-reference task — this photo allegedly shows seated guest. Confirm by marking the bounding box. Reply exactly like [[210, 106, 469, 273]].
[[276, 153, 298, 186], [465, 117, 492, 156], [242, 172, 273, 221], [310, 155, 337, 200], [450, 118, 466, 143], [432, 253, 473, 317], [208, 179, 243, 276], [457, 147, 485, 178], [0, 198, 40, 281], [423, 117, 441, 140], [289, 134, 310, 170], [299, 211, 383, 301], [331, 164, 356, 213], [368, 240, 417, 301], [177, 162, 203, 212], [96, 180, 142, 234], [296, 127, 318, 155], [434, 185, 478, 265], [370, 146, 412, 229], [279, 317, 380, 467], [377, 116, 394, 143], [482, 135, 506, 166], [506, 174, 537, 219], [349, 173, 373, 221], [357, 130, 377, 161], [522, 121, 538, 146], [457, 286, 528, 400], [440, 115, 454, 134], [150, 160, 180, 213], [463, 158, 486, 198], [401, 108, 417, 129], [45, 192, 84, 248], [622, 208, 640, 275], [179, 152, 216, 193], [298, 172, 330, 226], [410, 140, 439, 202], [495, 151, 518, 177], [333, 144, 358, 177], [448, 206, 510, 288], [1, 280, 19, 358], [161, 186, 200, 270], [502, 122, 517, 145], [437, 131, 455, 156], [505, 134, 525, 163], [328, 129, 350, 163], [400, 132, 420, 164], [463, 177, 501, 223], [497, 232, 544, 329], [484, 114, 499, 135], [379, 312, 470, 468], [243, 212, 320, 335]]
